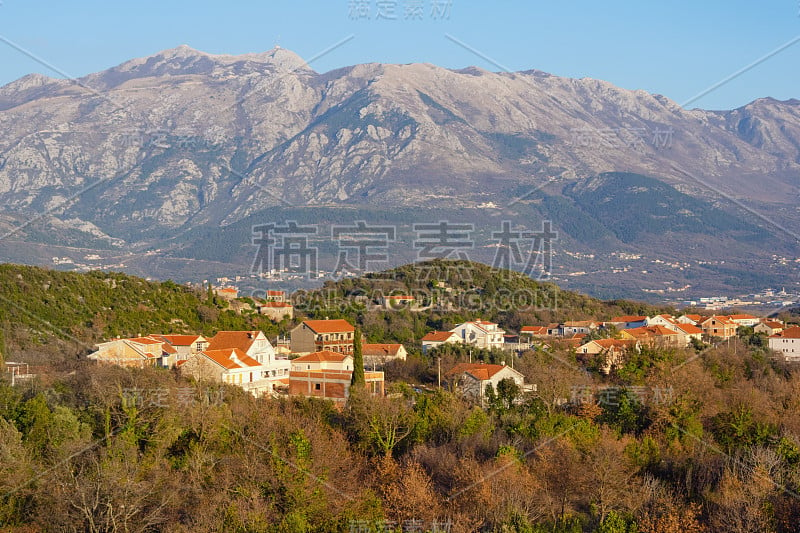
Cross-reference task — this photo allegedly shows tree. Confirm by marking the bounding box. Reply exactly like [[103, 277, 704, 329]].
[[351, 327, 365, 388]]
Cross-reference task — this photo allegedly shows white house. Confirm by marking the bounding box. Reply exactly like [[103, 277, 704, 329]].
[[421, 331, 460, 354], [446, 362, 527, 405], [769, 326, 800, 362], [645, 315, 679, 328], [362, 343, 407, 368], [728, 314, 761, 327], [206, 331, 289, 390], [450, 320, 506, 350], [180, 348, 276, 397]]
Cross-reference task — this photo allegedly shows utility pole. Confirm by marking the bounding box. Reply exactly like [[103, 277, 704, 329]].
[[437, 357, 441, 388]]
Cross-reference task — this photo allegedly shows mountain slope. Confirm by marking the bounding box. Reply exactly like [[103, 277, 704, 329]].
[[0, 46, 798, 297]]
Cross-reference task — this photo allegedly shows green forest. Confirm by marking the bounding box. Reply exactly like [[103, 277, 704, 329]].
[[0, 261, 799, 532]]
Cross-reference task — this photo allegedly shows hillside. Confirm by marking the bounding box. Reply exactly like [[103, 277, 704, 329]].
[[0, 264, 281, 363], [0, 260, 671, 362]]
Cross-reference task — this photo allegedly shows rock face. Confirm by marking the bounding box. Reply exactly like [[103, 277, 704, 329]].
[[0, 45, 798, 284]]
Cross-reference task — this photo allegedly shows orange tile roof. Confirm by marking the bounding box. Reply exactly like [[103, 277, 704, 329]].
[[128, 337, 163, 345], [362, 344, 403, 356], [675, 323, 703, 335], [293, 350, 350, 363], [729, 314, 758, 320], [208, 331, 261, 352], [202, 348, 261, 370], [151, 334, 203, 346], [422, 331, 458, 342], [700, 315, 736, 325], [521, 326, 547, 334], [266, 290, 285, 296], [593, 338, 637, 348], [447, 363, 510, 381], [302, 319, 355, 334], [624, 325, 680, 338], [772, 326, 800, 339], [684, 314, 703, 322], [218, 288, 238, 293], [761, 320, 784, 328]]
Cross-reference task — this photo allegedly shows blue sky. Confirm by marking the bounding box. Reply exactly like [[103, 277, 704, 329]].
[[0, 0, 798, 109]]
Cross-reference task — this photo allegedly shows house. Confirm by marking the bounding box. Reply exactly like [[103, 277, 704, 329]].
[[290, 319, 356, 355], [149, 334, 209, 367], [446, 362, 527, 405], [207, 331, 289, 389], [520, 326, 549, 339], [258, 301, 294, 321], [288, 350, 384, 402], [450, 320, 506, 350], [362, 343, 407, 368], [621, 325, 685, 347], [698, 315, 738, 339], [728, 314, 761, 327], [607, 316, 648, 329], [265, 290, 287, 302], [88, 337, 164, 368], [578, 339, 639, 373], [645, 315, 679, 328], [421, 331, 460, 354], [755, 320, 784, 336], [768, 326, 800, 361], [180, 348, 276, 397], [215, 287, 239, 300], [673, 323, 703, 344], [380, 295, 415, 309], [559, 321, 600, 337], [677, 314, 703, 325]]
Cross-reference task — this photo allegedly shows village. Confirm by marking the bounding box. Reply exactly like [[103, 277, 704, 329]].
[[80, 285, 800, 407]]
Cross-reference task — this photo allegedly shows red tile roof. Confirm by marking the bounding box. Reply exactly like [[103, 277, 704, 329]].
[[292, 350, 350, 363], [593, 338, 637, 348], [521, 326, 548, 334], [729, 314, 758, 320], [362, 344, 404, 356], [302, 319, 355, 334], [447, 363, 512, 381], [771, 326, 800, 339], [422, 331, 458, 342], [128, 337, 162, 345], [624, 325, 680, 338], [151, 334, 203, 346], [202, 348, 261, 370], [207, 331, 261, 352], [675, 323, 703, 335]]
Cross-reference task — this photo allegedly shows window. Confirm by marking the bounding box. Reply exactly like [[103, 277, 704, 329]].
[[314, 383, 321, 391]]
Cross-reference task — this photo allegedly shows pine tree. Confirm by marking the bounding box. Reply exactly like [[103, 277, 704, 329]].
[[351, 327, 366, 387]]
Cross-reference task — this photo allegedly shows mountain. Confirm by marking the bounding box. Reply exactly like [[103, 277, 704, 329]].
[[0, 45, 798, 299]]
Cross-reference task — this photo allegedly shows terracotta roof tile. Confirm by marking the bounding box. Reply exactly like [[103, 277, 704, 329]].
[[207, 331, 261, 352], [292, 350, 350, 363], [202, 348, 261, 370], [422, 331, 458, 342], [362, 343, 403, 356], [302, 319, 355, 334]]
